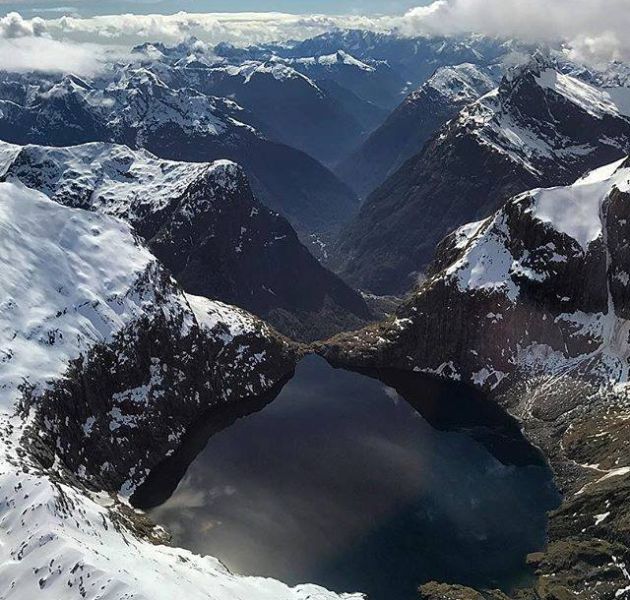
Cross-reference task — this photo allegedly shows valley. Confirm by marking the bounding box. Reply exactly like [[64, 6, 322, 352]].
[[0, 12, 629, 600]]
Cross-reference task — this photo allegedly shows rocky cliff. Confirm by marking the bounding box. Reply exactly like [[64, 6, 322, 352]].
[[320, 158, 630, 599], [0, 141, 372, 341]]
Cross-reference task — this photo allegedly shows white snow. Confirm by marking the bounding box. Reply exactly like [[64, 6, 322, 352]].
[[223, 60, 321, 90], [446, 213, 520, 301], [536, 69, 630, 119], [290, 50, 375, 72], [425, 63, 496, 103], [0, 181, 156, 409], [529, 158, 630, 250], [595, 512, 611, 525], [459, 67, 630, 176], [186, 293, 266, 344], [0, 141, 240, 227]]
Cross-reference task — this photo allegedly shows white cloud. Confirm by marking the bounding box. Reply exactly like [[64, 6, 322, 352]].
[[44, 11, 391, 46], [397, 0, 630, 63], [0, 12, 123, 74], [0, 11, 46, 37], [0, 36, 117, 74], [0, 2, 629, 72]]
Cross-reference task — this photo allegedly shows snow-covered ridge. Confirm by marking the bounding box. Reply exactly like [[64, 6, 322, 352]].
[[289, 49, 375, 71], [422, 63, 497, 103], [221, 60, 321, 90], [529, 157, 630, 250], [535, 68, 630, 119], [0, 141, 242, 229], [0, 181, 156, 409], [447, 157, 630, 297], [456, 63, 630, 177]]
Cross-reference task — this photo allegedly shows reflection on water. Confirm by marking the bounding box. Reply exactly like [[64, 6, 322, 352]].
[[135, 355, 560, 600]]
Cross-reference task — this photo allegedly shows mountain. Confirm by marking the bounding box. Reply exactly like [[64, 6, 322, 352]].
[[0, 141, 371, 341], [275, 50, 406, 110], [275, 30, 518, 89], [0, 67, 359, 239], [337, 63, 498, 198], [320, 157, 630, 600], [163, 59, 369, 166], [213, 41, 407, 110], [332, 57, 630, 294], [0, 180, 365, 600], [133, 40, 390, 167]]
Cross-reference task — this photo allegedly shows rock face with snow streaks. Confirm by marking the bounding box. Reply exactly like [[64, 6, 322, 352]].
[[333, 57, 630, 294], [0, 67, 359, 239], [320, 158, 630, 599], [337, 63, 498, 198]]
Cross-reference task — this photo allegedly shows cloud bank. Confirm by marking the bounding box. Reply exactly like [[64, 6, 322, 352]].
[[0, 0, 629, 74], [0, 12, 123, 75], [399, 0, 630, 63]]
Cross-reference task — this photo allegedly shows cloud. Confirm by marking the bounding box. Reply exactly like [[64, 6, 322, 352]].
[[1, 3, 629, 71], [397, 0, 630, 63], [0, 12, 123, 74], [44, 11, 391, 46], [0, 36, 116, 74], [0, 11, 46, 37]]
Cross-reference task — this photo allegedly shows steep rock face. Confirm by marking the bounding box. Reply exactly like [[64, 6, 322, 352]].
[[0, 179, 295, 491], [320, 159, 630, 599], [333, 58, 630, 294], [0, 68, 359, 238], [0, 141, 371, 341], [0, 181, 362, 600], [337, 63, 498, 198]]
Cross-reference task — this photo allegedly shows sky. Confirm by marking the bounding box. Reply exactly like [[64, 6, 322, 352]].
[[1, 0, 428, 18]]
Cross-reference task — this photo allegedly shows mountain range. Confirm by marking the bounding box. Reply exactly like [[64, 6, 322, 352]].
[[1, 27, 630, 600], [332, 56, 630, 294]]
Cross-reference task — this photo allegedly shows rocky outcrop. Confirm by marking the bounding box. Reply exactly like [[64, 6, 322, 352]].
[[319, 158, 630, 599], [332, 56, 630, 294], [0, 141, 372, 341]]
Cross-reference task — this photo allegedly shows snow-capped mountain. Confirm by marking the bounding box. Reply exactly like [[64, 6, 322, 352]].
[[275, 50, 406, 111], [0, 181, 367, 600], [0, 67, 359, 239], [321, 157, 630, 599], [0, 141, 371, 341], [213, 40, 406, 110], [333, 56, 630, 294], [337, 63, 499, 198], [274, 30, 519, 89], [129, 38, 395, 165]]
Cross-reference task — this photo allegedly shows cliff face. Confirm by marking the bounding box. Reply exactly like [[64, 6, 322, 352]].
[[337, 63, 498, 199], [319, 158, 630, 599], [0, 68, 359, 240]]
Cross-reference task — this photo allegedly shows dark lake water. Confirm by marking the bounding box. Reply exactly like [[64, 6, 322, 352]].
[[133, 355, 560, 600]]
